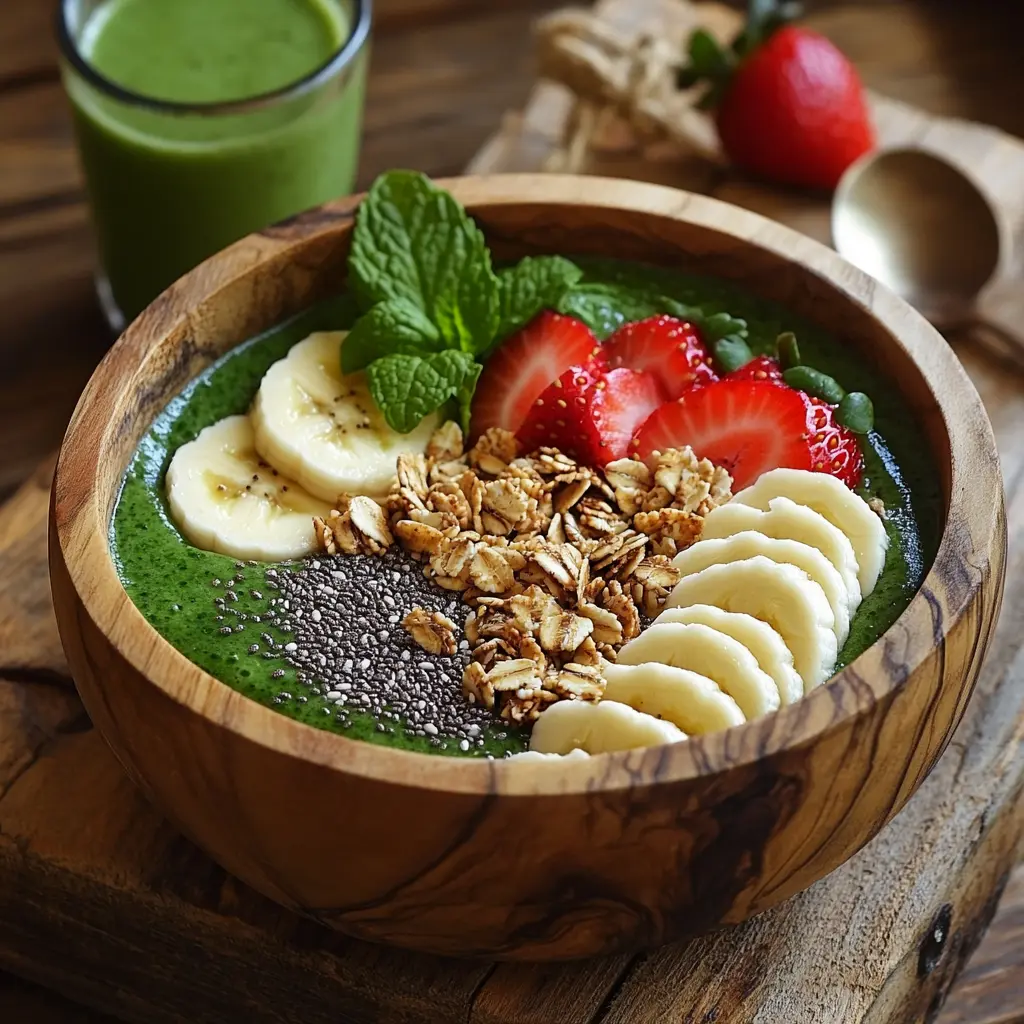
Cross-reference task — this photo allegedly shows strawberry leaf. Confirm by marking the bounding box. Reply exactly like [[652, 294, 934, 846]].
[[687, 29, 732, 78], [734, 0, 803, 57]]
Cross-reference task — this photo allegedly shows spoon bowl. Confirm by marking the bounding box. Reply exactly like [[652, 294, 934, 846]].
[[833, 148, 1002, 323], [833, 147, 1024, 364]]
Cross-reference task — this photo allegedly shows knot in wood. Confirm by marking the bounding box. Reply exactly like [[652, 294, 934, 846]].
[[918, 903, 953, 977]]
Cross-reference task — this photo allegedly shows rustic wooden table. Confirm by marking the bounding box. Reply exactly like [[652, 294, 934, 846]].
[[3, 0, 1024, 1020]]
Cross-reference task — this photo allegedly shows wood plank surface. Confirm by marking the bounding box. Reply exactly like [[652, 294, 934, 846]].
[[3, 0, 1024, 1021]]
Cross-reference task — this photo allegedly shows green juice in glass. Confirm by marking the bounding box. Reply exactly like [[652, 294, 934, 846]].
[[61, 0, 368, 324]]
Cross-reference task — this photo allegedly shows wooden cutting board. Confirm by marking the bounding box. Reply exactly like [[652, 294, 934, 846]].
[[4, 1, 1024, 1021]]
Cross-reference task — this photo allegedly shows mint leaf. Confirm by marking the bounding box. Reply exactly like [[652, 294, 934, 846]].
[[558, 283, 698, 340], [495, 256, 583, 343], [349, 170, 500, 352], [558, 284, 665, 339], [455, 361, 483, 435], [366, 350, 481, 434], [341, 298, 442, 374]]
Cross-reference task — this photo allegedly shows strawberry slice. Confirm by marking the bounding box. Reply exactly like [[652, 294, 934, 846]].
[[470, 312, 600, 437], [804, 395, 863, 489], [517, 364, 662, 466], [726, 354, 784, 384], [594, 368, 665, 462], [603, 315, 717, 399], [631, 379, 813, 489]]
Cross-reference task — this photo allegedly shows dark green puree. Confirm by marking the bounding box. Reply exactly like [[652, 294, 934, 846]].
[[110, 260, 943, 758]]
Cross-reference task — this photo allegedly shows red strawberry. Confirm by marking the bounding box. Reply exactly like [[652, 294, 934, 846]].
[[470, 312, 600, 437], [594, 368, 665, 462], [726, 354, 784, 384], [804, 395, 863, 488], [631, 380, 813, 490], [517, 364, 662, 466], [603, 315, 717, 399], [679, 7, 874, 190]]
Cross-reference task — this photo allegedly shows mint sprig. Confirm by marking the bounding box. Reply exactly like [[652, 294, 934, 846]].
[[345, 171, 584, 434]]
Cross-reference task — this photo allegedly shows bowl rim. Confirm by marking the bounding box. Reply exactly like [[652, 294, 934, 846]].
[[52, 174, 1003, 798]]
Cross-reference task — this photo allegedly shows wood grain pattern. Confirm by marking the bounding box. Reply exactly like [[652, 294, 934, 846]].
[[48, 174, 1003, 960]]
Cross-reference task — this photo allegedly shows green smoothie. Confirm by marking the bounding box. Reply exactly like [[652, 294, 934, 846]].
[[61, 0, 368, 322], [109, 261, 944, 758]]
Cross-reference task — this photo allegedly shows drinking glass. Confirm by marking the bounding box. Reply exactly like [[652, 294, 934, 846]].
[[57, 0, 371, 329]]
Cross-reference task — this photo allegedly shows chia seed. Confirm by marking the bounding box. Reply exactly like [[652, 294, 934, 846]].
[[265, 547, 497, 746]]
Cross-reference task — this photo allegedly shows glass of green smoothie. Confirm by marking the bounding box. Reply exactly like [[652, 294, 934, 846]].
[[57, 0, 371, 330]]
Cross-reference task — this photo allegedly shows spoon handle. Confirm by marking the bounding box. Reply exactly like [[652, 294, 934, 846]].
[[972, 275, 1024, 371]]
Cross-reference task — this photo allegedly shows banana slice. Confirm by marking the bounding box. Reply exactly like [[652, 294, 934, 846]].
[[701, 496, 862, 606], [665, 556, 838, 691], [508, 748, 592, 762], [602, 662, 745, 734], [617, 621, 780, 719], [166, 415, 331, 561], [529, 699, 686, 754], [672, 532, 854, 646], [732, 468, 888, 596], [655, 605, 804, 705], [251, 331, 439, 501]]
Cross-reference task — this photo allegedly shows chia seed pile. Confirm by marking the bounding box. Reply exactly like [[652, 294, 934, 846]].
[[215, 549, 515, 755]]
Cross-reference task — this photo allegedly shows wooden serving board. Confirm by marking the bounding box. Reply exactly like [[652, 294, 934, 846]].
[[4, 1, 1024, 1021]]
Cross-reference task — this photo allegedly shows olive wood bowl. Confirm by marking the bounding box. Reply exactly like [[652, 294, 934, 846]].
[[50, 175, 1006, 960]]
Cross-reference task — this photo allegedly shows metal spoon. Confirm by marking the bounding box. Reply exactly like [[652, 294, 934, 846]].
[[832, 147, 1024, 368]]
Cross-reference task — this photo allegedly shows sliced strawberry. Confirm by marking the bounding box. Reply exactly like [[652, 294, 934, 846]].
[[593, 368, 665, 462], [470, 312, 600, 437], [517, 364, 662, 466], [726, 354, 784, 384], [631, 379, 813, 490], [603, 315, 717, 399], [516, 362, 604, 461], [804, 395, 863, 489]]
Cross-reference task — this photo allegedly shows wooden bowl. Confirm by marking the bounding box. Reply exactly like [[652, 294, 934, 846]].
[[49, 176, 1005, 961]]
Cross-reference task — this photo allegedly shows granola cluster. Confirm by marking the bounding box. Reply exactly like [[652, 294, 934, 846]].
[[314, 424, 732, 726]]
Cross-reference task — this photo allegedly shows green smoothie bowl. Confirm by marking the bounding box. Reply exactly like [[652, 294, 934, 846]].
[[49, 174, 1004, 960]]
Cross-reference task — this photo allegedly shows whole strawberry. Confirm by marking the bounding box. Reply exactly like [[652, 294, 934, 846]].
[[678, 1, 874, 190]]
